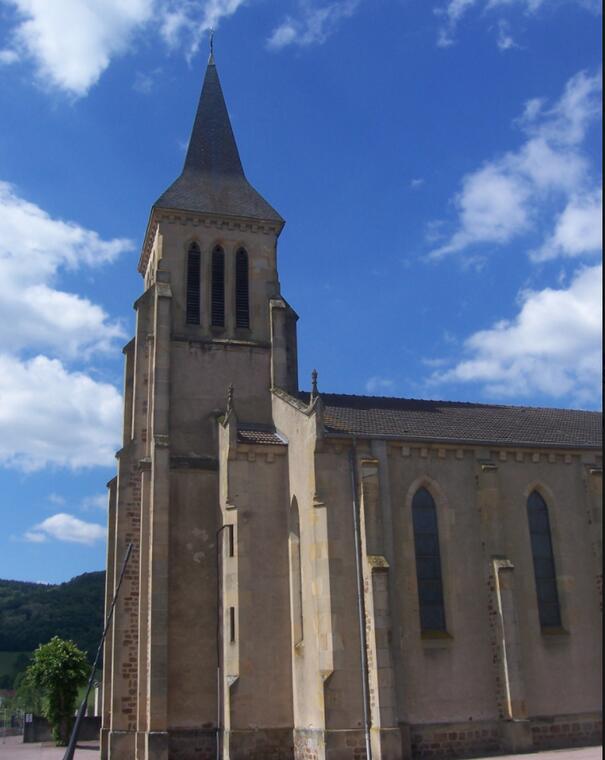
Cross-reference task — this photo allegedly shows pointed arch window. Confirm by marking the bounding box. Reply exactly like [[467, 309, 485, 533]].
[[527, 491, 561, 628], [235, 248, 249, 329], [412, 487, 446, 632], [211, 246, 225, 327], [185, 243, 201, 325]]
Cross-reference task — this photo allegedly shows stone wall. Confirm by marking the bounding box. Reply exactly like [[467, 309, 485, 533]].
[[530, 712, 602, 751]]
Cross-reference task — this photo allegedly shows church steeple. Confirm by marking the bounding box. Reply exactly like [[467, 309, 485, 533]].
[[155, 55, 283, 224]]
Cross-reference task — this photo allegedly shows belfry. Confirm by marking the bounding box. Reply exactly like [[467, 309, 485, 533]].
[[102, 51, 602, 760]]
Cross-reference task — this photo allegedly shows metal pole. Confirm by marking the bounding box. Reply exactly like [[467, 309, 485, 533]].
[[349, 441, 373, 760], [63, 542, 133, 760], [215, 525, 228, 760]]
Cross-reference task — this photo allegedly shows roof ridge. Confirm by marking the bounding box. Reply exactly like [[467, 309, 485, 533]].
[[298, 390, 602, 415]]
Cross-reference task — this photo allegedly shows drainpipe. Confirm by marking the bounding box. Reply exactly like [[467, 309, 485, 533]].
[[349, 440, 373, 760], [216, 524, 228, 760]]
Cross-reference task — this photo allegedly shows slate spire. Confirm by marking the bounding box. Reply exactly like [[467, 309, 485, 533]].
[[154, 56, 282, 224]]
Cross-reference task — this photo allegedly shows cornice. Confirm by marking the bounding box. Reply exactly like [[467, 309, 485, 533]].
[[138, 206, 283, 274]]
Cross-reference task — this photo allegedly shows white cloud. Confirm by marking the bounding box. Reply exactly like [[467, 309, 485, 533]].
[[160, 0, 248, 57], [496, 19, 517, 50], [365, 376, 395, 394], [48, 493, 66, 506], [436, 0, 600, 48], [0, 0, 248, 95], [431, 265, 602, 404], [429, 70, 602, 260], [267, 0, 361, 50], [531, 189, 602, 261], [0, 181, 130, 358], [0, 47, 19, 64], [0, 354, 122, 471], [25, 513, 106, 544], [81, 493, 108, 511], [0, 0, 155, 95]]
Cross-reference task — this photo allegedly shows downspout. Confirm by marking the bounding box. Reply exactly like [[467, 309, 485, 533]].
[[349, 439, 373, 760]]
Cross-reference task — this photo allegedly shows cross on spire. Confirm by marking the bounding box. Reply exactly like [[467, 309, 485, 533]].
[[209, 28, 215, 63]]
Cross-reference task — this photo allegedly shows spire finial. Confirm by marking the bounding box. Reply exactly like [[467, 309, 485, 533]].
[[209, 28, 215, 63], [310, 369, 319, 401], [227, 383, 234, 414]]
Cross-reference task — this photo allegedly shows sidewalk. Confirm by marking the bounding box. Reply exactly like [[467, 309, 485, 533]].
[[0, 736, 98, 758]]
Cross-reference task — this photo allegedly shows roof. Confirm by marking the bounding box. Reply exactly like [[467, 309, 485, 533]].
[[237, 426, 287, 446], [297, 392, 602, 450], [154, 57, 282, 224]]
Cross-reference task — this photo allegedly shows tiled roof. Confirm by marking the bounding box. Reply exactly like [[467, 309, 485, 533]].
[[297, 393, 602, 449], [237, 427, 287, 446], [155, 58, 282, 224]]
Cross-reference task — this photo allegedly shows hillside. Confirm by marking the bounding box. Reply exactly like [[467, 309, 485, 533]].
[[0, 571, 105, 663]]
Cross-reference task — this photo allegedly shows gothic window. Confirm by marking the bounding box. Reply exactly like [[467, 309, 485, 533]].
[[412, 487, 446, 632], [185, 243, 201, 325], [211, 246, 225, 327], [229, 606, 236, 642], [235, 248, 250, 329], [527, 490, 561, 628]]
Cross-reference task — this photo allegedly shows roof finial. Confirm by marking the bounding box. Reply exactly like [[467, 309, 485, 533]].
[[209, 28, 215, 64], [310, 369, 319, 401]]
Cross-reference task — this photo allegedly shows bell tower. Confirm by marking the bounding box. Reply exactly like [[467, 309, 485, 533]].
[[102, 50, 298, 760]]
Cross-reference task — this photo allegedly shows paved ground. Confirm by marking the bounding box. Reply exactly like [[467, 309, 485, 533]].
[[0, 736, 601, 760], [0, 736, 98, 758], [473, 749, 602, 760]]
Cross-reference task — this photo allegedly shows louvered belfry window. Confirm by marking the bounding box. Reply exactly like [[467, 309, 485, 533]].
[[412, 487, 446, 632], [235, 248, 250, 329], [527, 491, 561, 628], [211, 246, 225, 327], [185, 243, 201, 325]]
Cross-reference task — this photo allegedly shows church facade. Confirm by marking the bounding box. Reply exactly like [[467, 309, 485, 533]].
[[101, 54, 602, 760]]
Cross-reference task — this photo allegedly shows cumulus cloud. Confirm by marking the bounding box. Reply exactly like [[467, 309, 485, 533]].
[[25, 513, 106, 544], [0, 0, 248, 95], [0, 0, 155, 95], [0, 356, 121, 472], [0, 181, 130, 358], [428, 69, 602, 260], [267, 0, 361, 50], [431, 265, 602, 405], [0, 354, 122, 471], [436, 0, 600, 48], [531, 190, 602, 262]]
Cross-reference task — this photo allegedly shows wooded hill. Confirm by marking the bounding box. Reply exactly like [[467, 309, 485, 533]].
[[0, 571, 105, 663]]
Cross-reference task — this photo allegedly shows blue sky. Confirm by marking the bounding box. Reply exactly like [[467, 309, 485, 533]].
[[0, 0, 601, 584]]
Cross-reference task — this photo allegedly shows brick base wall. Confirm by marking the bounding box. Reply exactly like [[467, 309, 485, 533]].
[[325, 729, 368, 760], [530, 712, 602, 751], [410, 720, 500, 759]]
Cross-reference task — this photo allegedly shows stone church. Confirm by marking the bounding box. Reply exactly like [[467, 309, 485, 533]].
[[101, 52, 602, 760]]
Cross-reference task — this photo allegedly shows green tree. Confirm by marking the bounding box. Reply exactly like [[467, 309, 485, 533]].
[[25, 637, 89, 745]]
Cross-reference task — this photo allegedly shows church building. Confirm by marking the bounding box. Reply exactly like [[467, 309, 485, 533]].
[[101, 51, 602, 760]]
